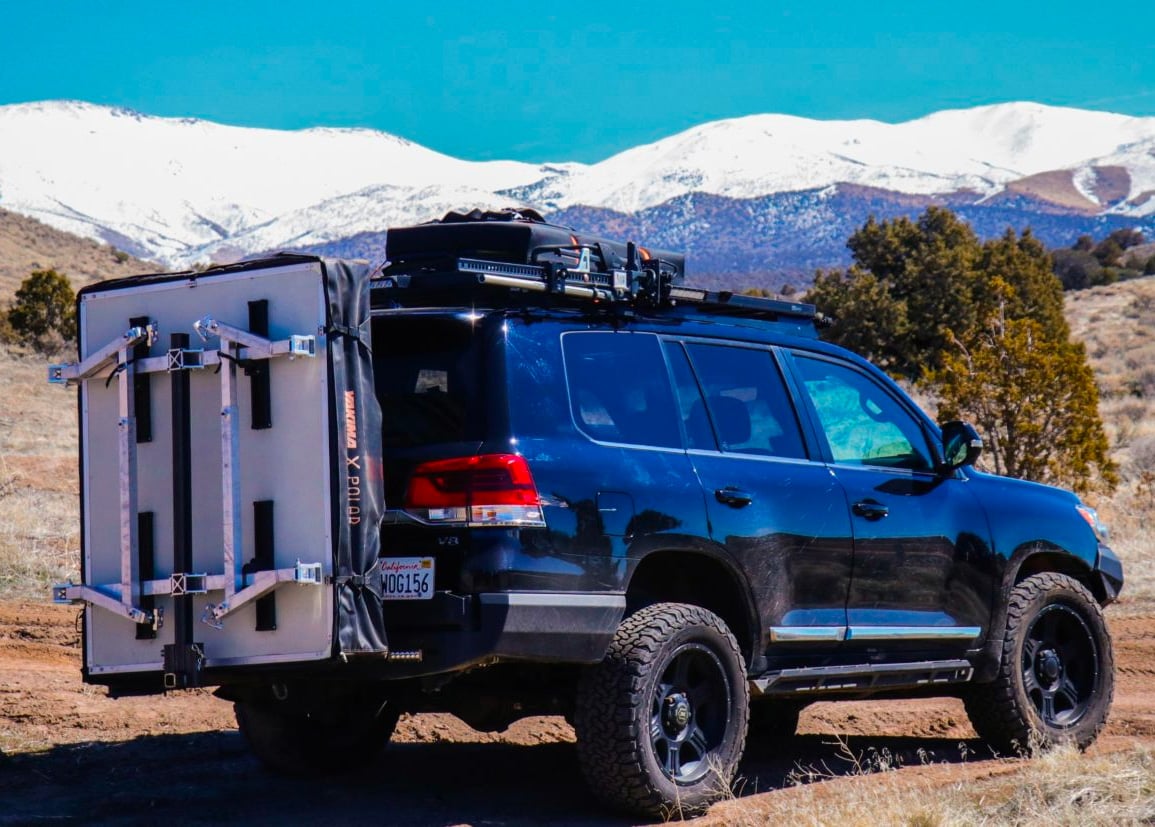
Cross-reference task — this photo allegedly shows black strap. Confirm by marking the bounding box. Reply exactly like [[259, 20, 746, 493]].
[[328, 320, 372, 352], [333, 560, 383, 597]]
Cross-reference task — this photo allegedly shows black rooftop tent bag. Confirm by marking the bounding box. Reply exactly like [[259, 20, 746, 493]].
[[385, 208, 686, 281]]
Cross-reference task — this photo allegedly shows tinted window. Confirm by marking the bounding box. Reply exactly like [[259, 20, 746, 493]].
[[563, 332, 680, 448], [794, 356, 933, 470], [374, 315, 485, 449], [682, 343, 808, 460], [666, 343, 717, 451]]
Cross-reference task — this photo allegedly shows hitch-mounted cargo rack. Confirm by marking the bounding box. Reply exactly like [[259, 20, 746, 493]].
[[51, 315, 324, 668], [51, 255, 386, 691]]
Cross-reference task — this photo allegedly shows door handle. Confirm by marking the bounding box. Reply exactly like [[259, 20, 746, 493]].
[[852, 500, 889, 520], [715, 487, 753, 508]]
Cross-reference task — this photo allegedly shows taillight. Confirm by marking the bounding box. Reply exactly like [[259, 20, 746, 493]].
[[404, 454, 545, 527]]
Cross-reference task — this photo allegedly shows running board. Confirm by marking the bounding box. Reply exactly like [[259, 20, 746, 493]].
[[750, 659, 973, 696]]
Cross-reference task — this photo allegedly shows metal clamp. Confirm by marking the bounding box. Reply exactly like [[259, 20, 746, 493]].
[[48, 322, 158, 386], [200, 604, 226, 631], [288, 335, 316, 358], [294, 561, 323, 585]]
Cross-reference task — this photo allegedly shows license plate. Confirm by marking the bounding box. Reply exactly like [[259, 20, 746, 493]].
[[380, 557, 435, 600]]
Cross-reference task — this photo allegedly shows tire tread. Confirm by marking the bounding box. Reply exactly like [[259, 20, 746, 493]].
[[574, 602, 748, 817], [964, 572, 1113, 753]]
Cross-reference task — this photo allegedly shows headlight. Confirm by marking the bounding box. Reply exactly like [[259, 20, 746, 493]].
[[1076, 504, 1109, 540]]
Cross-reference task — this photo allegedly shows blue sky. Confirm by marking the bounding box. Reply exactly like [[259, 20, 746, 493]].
[[3, 1, 1154, 163]]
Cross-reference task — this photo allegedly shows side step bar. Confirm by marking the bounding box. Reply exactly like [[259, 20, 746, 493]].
[[751, 659, 973, 696]]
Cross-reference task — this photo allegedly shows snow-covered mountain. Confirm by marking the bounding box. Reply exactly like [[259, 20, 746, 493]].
[[1, 99, 1154, 275], [513, 106, 1155, 214]]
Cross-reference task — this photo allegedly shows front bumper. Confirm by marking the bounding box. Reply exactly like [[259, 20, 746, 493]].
[[1096, 542, 1125, 604], [380, 590, 626, 678]]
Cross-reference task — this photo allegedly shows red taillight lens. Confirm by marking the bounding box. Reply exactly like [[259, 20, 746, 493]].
[[405, 454, 543, 525]]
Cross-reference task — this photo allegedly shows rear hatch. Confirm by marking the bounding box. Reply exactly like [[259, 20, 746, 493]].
[[375, 310, 535, 596]]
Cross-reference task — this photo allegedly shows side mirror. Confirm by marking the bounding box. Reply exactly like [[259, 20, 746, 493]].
[[939, 420, 983, 471]]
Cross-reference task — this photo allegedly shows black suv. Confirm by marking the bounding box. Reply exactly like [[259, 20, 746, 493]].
[[231, 214, 1122, 817]]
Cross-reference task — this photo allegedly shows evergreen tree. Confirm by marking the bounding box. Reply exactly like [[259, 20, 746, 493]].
[[807, 208, 1115, 493], [7, 269, 77, 352], [807, 266, 910, 375], [811, 207, 979, 380], [1093, 238, 1124, 267], [978, 228, 1068, 339], [931, 284, 1117, 493]]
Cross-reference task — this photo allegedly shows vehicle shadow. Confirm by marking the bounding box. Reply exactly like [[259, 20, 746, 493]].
[[0, 731, 614, 827], [0, 729, 992, 826]]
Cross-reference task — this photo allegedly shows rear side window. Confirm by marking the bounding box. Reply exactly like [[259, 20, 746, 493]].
[[680, 343, 808, 460], [562, 332, 681, 448], [373, 315, 486, 449]]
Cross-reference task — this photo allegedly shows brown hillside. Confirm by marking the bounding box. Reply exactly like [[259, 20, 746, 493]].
[[1087, 165, 1131, 206], [0, 208, 159, 302], [1002, 170, 1098, 213], [1124, 242, 1155, 269]]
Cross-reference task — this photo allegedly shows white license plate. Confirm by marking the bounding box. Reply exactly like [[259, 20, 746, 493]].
[[380, 557, 435, 600]]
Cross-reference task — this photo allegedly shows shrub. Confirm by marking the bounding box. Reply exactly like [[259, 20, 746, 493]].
[[7, 269, 76, 352]]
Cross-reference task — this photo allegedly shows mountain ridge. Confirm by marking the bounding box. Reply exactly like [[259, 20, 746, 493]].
[[2, 99, 1154, 279]]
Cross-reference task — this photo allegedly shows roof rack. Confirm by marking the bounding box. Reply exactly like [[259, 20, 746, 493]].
[[373, 254, 817, 327]]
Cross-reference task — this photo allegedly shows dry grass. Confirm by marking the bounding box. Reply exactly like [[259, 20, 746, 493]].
[[710, 742, 1155, 826], [0, 343, 79, 596], [0, 207, 155, 300], [0, 208, 155, 598], [1065, 276, 1155, 610]]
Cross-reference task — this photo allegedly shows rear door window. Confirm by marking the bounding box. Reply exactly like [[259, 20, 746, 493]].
[[679, 342, 808, 460], [562, 332, 681, 449]]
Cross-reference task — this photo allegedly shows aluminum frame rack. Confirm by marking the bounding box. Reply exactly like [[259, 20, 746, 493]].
[[51, 316, 324, 631], [375, 254, 818, 325]]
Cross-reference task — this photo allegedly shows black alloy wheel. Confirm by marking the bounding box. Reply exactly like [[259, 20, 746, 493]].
[[1021, 603, 1098, 728], [650, 642, 732, 783], [575, 602, 749, 817], [964, 572, 1114, 753]]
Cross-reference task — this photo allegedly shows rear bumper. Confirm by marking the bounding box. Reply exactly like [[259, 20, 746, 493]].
[[380, 590, 626, 678]]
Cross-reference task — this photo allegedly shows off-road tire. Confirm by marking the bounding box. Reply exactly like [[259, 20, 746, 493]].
[[574, 602, 749, 818], [748, 700, 803, 740], [964, 572, 1113, 754], [235, 690, 402, 776]]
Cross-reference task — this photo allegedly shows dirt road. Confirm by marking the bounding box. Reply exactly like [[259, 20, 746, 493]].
[[1, 600, 1153, 825]]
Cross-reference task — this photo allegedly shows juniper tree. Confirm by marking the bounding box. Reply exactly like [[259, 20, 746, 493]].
[[8, 269, 76, 352], [807, 209, 1115, 493]]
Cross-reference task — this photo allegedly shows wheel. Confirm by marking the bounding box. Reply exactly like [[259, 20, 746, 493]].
[[235, 685, 402, 775], [748, 700, 803, 740], [964, 572, 1113, 753], [574, 603, 749, 818]]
